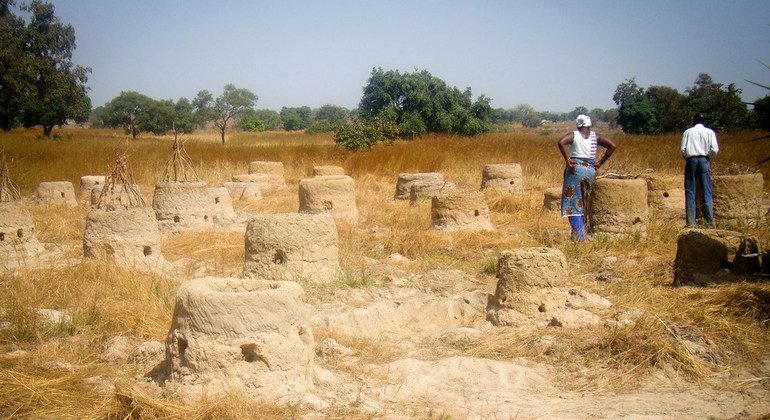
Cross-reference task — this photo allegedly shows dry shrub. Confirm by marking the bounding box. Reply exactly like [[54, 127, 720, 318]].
[[313, 326, 404, 368], [0, 355, 298, 419], [162, 231, 244, 278], [109, 381, 298, 419], [0, 261, 175, 345], [0, 356, 108, 419]]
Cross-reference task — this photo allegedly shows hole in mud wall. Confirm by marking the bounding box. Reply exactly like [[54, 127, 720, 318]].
[[663, 191, 670, 198], [510, 180, 515, 185], [474, 210, 480, 217], [215, 197, 221, 204], [240, 343, 268, 366], [17, 229, 23, 238], [173, 215, 180, 223], [323, 200, 333, 210], [0, 232, 5, 241], [273, 249, 287, 265], [143, 246, 152, 257], [177, 337, 188, 359], [204, 215, 209, 221], [60, 192, 65, 198]]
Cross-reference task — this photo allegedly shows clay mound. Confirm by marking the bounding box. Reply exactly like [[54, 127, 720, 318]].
[[713, 173, 764, 222], [248, 161, 286, 190], [298, 175, 358, 224], [486, 248, 610, 327], [152, 181, 215, 232], [431, 190, 493, 231], [36, 181, 78, 207], [640, 173, 684, 220], [242, 213, 341, 283], [0, 201, 47, 270], [232, 174, 274, 192], [222, 181, 262, 202], [207, 187, 237, 226], [162, 277, 314, 401], [83, 206, 169, 271], [312, 165, 345, 176], [481, 163, 523, 193], [590, 177, 648, 236], [409, 181, 456, 205], [673, 228, 761, 286], [542, 187, 561, 212], [395, 172, 448, 200], [494, 248, 567, 292], [79, 175, 106, 201]]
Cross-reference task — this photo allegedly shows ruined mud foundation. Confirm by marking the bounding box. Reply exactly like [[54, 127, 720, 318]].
[[298, 175, 358, 223], [589, 178, 648, 236], [242, 213, 341, 283], [481, 163, 523, 193], [152, 181, 214, 232], [162, 277, 314, 400], [36, 181, 78, 207], [431, 190, 493, 231]]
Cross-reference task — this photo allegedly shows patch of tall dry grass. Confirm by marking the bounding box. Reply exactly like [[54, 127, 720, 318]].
[[0, 126, 769, 415]]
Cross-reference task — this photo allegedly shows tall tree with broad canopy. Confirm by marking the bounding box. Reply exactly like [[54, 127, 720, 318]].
[[140, 98, 195, 138], [686, 73, 749, 131], [0, 1, 91, 136], [193, 84, 257, 144], [280, 106, 312, 131], [100, 91, 154, 139], [356, 67, 491, 138]]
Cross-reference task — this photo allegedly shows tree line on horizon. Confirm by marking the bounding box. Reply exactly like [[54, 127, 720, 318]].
[[1, 1, 769, 148]]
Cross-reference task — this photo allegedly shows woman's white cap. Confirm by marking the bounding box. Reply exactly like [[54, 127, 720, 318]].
[[576, 114, 592, 127]]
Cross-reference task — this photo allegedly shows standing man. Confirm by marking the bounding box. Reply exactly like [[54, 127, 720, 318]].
[[680, 113, 719, 227]]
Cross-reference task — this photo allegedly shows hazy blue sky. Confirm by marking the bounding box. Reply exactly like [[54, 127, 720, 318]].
[[41, 0, 770, 113]]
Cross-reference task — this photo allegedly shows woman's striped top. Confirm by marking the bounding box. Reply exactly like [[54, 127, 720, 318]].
[[570, 131, 597, 160]]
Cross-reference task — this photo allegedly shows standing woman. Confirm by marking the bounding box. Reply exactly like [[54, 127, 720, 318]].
[[557, 114, 616, 241]]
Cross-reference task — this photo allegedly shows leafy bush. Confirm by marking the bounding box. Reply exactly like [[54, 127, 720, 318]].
[[333, 117, 399, 150], [237, 114, 266, 132]]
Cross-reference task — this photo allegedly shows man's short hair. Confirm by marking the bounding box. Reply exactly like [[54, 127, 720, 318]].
[[692, 113, 704, 125]]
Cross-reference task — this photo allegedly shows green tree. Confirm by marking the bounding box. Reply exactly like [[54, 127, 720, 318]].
[[251, 109, 282, 131], [612, 77, 644, 106], [490, 108, 515, 124], [356, 67, 490, 138], [686, 73, 750, 130], [512, 104, 541, 128], [567, 106, 589, 120], [0, 0, 29, 130], [617, 95, 657, 134], [237, 113, 265, 132], [306, 104, 349, 133], [139, 98, 194, 137], [193, 84, 257, 144], [1, 1, 91, 137], [753, 95, 770, 130], [100, 91, 154, 139], [333, 117, 399, 150], [280, 106, 312, 131], [645, 85, 690, 133]]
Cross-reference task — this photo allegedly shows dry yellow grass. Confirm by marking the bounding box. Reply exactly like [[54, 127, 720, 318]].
[[0, 126, 769, 416]]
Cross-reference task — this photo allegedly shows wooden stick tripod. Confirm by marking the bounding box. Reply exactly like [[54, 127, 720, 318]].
[[162, 131, 199, 182], [96, 147, 145, 211]]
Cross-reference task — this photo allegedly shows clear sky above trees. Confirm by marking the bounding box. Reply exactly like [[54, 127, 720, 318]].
[[25, 0, 770, 113]]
